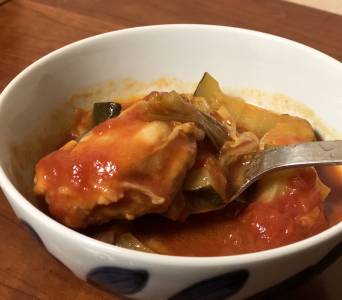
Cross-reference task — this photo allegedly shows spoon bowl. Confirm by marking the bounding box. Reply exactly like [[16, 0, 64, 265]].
[[232, 140, 342, 201]]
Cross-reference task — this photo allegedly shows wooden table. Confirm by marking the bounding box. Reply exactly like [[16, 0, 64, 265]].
[[0, 1, 341, 299]]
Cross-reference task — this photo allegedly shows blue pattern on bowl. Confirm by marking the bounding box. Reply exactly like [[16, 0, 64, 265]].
[[21, 220, 44, 246], [170, 269, 249, 300], [248, 241, 342, 299], [87, 266, 148, 295]]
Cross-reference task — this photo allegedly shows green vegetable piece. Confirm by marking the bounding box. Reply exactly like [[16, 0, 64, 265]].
[[194, 72, 314, 140], [185, 189, 225, 214], [183, 156, 228, 213], [116, 232, 154, 253], [184, 167, 224, 208], [194, 72, 229, 110], [183, 166, 212, 191], [93, 102, 121, 125]]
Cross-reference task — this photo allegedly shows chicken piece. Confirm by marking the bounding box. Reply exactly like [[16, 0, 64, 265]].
[[34, 100, 204, 228]]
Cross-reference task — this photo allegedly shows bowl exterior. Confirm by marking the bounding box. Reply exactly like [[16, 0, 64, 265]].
[[4, 189, 342, 300], [0, 25, 342, 300]]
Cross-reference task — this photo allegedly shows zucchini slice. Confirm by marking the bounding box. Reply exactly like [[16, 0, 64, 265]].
[[183, 155, 227, 213], [194, 73, 314, 140], [93, 102, 122, 125]]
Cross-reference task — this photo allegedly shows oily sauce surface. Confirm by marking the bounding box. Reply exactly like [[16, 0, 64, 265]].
[[130, 168, 342, 256]]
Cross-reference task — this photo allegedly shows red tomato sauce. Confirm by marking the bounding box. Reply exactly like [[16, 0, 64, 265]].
[[52, 98, 342, 256], [131, 167, 340, 256]]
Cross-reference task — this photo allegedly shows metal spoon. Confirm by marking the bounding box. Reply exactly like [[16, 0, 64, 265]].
[[230, 140, 342, 202]]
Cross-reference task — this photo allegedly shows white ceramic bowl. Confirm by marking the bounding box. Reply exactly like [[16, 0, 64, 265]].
[[0, 25, 342, 300]]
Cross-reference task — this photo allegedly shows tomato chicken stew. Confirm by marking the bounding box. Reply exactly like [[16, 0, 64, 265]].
[[34, 73, 342, 256]]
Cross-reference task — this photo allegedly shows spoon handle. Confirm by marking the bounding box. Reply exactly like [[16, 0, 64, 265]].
[[256, 140, 342, 174]]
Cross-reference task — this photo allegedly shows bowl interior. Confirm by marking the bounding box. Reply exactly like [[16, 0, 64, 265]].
[[0, 24, 341, 224]]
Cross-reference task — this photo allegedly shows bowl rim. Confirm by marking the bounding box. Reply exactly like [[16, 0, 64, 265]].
[[0, 24, 342, 267]]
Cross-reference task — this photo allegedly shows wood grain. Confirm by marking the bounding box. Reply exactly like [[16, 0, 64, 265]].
[[0, 0, 341, 299]]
